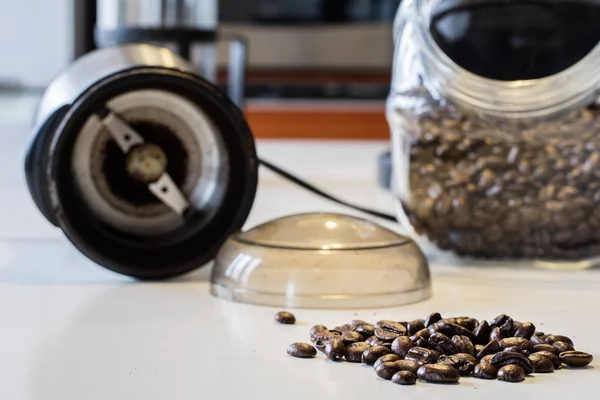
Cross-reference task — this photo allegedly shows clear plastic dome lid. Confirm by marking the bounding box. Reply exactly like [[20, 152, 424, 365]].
[[235, 213, 409, 250], [210, 213, 432, 309]]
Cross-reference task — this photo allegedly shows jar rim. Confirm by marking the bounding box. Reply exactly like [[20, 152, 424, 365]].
[[413, 0, 600, 119]]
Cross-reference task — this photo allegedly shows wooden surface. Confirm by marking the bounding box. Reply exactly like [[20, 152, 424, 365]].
[[245, 101, 390, 139]]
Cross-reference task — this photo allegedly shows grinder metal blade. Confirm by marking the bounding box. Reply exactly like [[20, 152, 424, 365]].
[[99, 109, 191, 215]]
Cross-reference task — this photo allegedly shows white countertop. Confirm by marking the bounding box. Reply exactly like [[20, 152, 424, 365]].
[[0, 107, 598, 399]]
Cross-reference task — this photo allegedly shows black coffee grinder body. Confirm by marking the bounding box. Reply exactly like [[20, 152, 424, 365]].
[[24, 44, 258, 280]]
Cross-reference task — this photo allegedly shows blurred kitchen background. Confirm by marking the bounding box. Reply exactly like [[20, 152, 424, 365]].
[[0, 0, 399, 139]]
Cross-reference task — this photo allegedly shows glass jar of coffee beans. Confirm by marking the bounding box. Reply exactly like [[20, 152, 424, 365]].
[[387, 0, 600, 266]]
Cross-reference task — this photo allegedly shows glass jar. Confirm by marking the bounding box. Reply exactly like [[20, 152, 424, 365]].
[[387, 0, 600, 267]]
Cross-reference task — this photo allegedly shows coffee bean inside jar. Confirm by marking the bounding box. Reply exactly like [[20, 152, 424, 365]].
[[400, 105, 600, 261]]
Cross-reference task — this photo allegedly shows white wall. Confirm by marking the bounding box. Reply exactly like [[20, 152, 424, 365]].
[[0, 0, 74, 88]]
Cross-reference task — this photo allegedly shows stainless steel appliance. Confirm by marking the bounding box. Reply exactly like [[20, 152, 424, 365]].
[[95, 0, 247, 107], [219, 0, 398, 71]]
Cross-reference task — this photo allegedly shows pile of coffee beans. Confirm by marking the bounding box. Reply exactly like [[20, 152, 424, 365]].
[[286, 312, 593, 385], [400, 104, 600, 260]]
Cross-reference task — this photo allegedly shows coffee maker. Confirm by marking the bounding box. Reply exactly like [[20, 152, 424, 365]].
[[95, 0, 247, 108]]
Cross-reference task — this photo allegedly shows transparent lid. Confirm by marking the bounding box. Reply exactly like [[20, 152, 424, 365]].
[[210, 213, 432, 309]]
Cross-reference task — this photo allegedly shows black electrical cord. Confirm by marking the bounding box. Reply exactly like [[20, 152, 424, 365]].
[[258, 158, 397, 222]]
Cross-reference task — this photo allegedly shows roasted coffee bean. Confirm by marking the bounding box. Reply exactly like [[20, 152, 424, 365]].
[[553, 341, 575, 353], [391, 336, 414, 358], [345, 342, 371, 363], [436, 321, 476, 341], [381, 321, 408, 335], [332, 324, 356, 333], [362, 346, 393, 365], [406, 347, 441, 365], [374, 354, 402, 369], [377, 359, 421, 380], [376, 361, 405, 380], [310, 325, 328, 335], [391, 370, 417, 385], [351, 320, 369, 327], [407, 319, 426, 335], [341, 325, 360, 334], [530, 335, 545, 345], [311, 331, 341, 352], [499, 318, 514, 338], [474, 321, 491, 345], [312, 340, 327, 352], [341, 331, 365, 345], [473, 363, 497, 379], [497, 365, 525, 383], [439, 317, 458, 325], [429, 332, 457, 355], [391, 360, 421, 374], [535, 351, 562, 369], [325, 340, 346, 361], [504, 346, 529, 356], [365, 335, 377, 346], [491, 351, 534, 375], [446, 317, 479, 331], [287, 343, 317, 358], [412, 327, 431, 341], [374, 320, 399, 330], [533, 344, 560, 355], [452, 335, 475, 356], [425, 312, 442, 327], [499, 337, 534, 352], [366, 336, 392, 348], [275, 311, 296, 324], [534, 331, 545, 337], [413, 337, 429, 348], [477, 339, 501, 360], [374, 320, 391, 329], [480, 354, 494, 364], [438, 353, 478, 375], [513, 322, 536, 339], [356, 324, 375, 337], [375, 328, 400, 342], [560, 351, 593, 368], [529, 354, 554, 373], [489, 314, 511, 329], [543, 334, 574, 346], [428, 324, 440, 336], [312, 330, 340, 342], [490, 327, 502, 341], [417, 364, 460, 383]]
